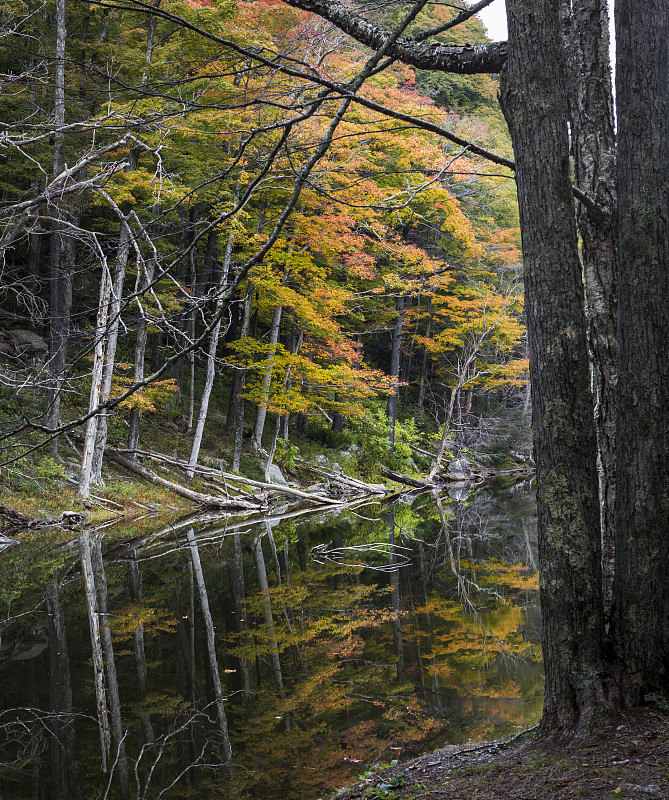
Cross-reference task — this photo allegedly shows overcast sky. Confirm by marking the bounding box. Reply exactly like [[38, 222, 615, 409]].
[[477, 0, 508, 41]]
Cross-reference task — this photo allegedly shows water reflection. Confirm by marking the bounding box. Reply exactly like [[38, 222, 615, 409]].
[[0, 482, 541, 799]]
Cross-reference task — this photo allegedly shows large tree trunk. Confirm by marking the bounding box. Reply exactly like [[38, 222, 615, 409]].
[[561, 0, 618, 625], [613, 0, 669, 706], [501, 0, 605, 735]]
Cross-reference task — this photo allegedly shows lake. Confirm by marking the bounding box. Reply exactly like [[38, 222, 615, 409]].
[[0, 479, 542, 799]]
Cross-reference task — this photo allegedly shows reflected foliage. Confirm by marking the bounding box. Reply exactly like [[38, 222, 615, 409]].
[[0, 483, 541, 798]]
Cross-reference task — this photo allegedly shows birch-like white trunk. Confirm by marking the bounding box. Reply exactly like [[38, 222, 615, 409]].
[[186, 528, 233, 765], [78, 266, 112, 499], [91, 215, 132, 484], [78, 534, 111, 773], [186, 216, 237, 481], [251, 304, 283, 451]]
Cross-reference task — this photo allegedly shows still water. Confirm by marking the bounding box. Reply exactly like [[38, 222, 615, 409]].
[[0, 480, 542, 799]]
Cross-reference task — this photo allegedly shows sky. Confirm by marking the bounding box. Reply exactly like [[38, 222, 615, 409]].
[[477, 0, 508, 41]]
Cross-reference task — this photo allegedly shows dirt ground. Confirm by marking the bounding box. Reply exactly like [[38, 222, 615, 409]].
[[331, 707, 669, 800]]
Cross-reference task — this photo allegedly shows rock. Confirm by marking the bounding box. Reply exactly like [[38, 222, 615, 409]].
[[368, 484, 387, 494], [314, 454, 329, 467], [306, 483, 328, 494], [447, 457, 473, 477], [448, 485, 471, 502], [0, 328, 49, 366], [265, 464, 288, 485], [331, 462, 343, 474]]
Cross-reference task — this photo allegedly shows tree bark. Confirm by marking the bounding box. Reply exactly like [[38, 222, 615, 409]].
[[45, 0, 69, 449], [501, 0, 605, 734], [561, 0, 618, 625], [613, 0, 669, 705]]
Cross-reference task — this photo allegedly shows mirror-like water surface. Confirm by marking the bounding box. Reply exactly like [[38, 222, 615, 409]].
[[0, 481, 542, 799]]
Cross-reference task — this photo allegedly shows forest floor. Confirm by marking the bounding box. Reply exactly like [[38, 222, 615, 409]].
[[332, 707, 669, 800]]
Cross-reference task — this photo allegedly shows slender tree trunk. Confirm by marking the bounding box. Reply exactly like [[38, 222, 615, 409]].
[[251, 303, 283, 451], [226, 282, 253, 438], [128, 549, 155, 743], [387, 515, 405, 679], [46, 0, 68, 449], [386, 296, 405, 454], [429, 385, 459, 479], [561, 0, 618, 625], [127, 249, 156, 454], [90, 538, 130, 800], [252, 535, 285, 697], [78, 534, 111, 772], [613, 0, 669, 706], [227, 533, 254, 708], [417, 298, 432, 411], [78, 266, 112, 499], [186, 205, 237, 480], [186, 528, 234, 766], [46, 583, 81, 800], [501, 0, 605, 734]]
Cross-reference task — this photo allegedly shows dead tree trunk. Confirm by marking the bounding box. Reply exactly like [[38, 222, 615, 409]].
[[186, 528, 234, 766], [90, 537, 130, 800]]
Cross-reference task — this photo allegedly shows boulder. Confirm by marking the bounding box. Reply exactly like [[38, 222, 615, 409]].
[[0, 328, 48, 366], [314, 454, 329, 467], [265, 463, 288, 485], [447, 457, 473, 477]]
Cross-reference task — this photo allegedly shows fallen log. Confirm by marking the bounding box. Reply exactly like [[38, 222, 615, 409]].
[[380, 467, 435, 488], [101, 445, 261, 511], [0, 502, 88, 532], [298, 461, 388, 494], [126, 449, 342, 506]]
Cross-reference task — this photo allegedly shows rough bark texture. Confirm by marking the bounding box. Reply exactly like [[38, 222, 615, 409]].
[[281, 0, 507, 73], [613, 0, 669, 705], [501, 0, 605, 734], [561, 0, 618, 623]]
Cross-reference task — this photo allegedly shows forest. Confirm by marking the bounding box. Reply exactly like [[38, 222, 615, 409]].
[[0, 0, 528, 499], [1, 0, 669, 797]]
